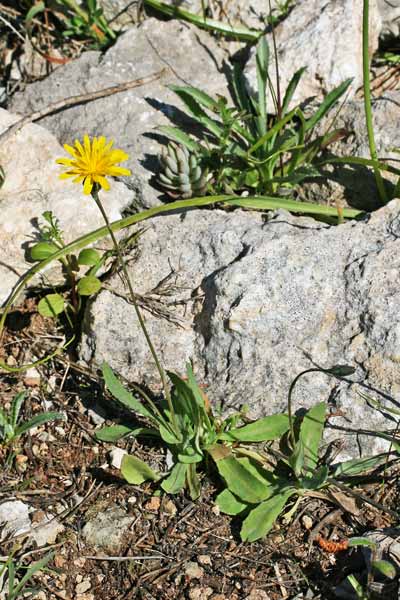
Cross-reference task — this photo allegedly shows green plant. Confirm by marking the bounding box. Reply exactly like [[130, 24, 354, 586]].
[[0, 551, 53, 600], [96, 361, 290, 500], [158, 37, 351, 199], [212, 365, 393, 541], [158, 142, 211, 198], [0, 391, 64, 446], [57, 0, 116, 47], [29, 210, 117, 322]]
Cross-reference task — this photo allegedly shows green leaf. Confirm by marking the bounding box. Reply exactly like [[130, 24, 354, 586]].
[[95, 425, 157, 442], [161, 462, 188, 494], [143, 0, 262, 41], [241, 488, 295, 542], [30, 242, 59, 261], [325, 364, 356, 377], [15, 412, 64, 437], [25, 1, 45, 22], [219, 414, 289, 442], [158, 126, 201, 153], [299, 465, 328, 490], [77, 275, 101, 296], [102, 363, 157, 423], [305, 78, 352, 132], [121, 454, 160, 484], [281, 67, 306, 115], [225, 196, 363, 219], [177, 448, 203, 463], [186, 463, 201, 500], [288, 438, 305, 478], [11, 392, 25, 429], [372, 560, 396, 580], [168, 86, 224, 139], [332, 454, 388, 477], [214, 455, 279, 503], [255, 36, 269, 126], [78, 248, 101, 266], [300, 401, 326, 470], [216, 488, 248, 515], [159, 422, 182, 444], [348, 537, 377, 550], [38, 294, 64, 318]]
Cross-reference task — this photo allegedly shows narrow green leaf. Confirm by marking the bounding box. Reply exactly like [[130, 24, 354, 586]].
[[300, 401, 326, 470], [77, 275, 101, 296], [169, 85, 216, 111], [348, 537, 377, 550], [256, 37, 269, 125], [11, 392, 25, 429], [11, 552, 53, 597], [241, 488, 295, 542], [95, 425, 158, 442], [332, 454, 388, 477], [161, 462, 188, 494], [216, 488, 248, 515], [25, 1, 45, 22], [168, 87, 224, 138], [218, 414, 289, 442], [305, 78, 352, 132], [158, 126, 201, 152], [143, 0, 262, 41], [372, 560, 396, 580], [326, 365, 356, 377], [78, 248, 101, 266], [288, 438, 305, 478], [299, 465, 328, 490], [102, 363, 157, 423], [226, 196, 363, 218], [281, 67, 306, 115], [15, 412, 64, 437], [159, 422, 182, 444], [121, 454, 160, 484], [186, 463, 201, 500], [38, 294, 64, 318]]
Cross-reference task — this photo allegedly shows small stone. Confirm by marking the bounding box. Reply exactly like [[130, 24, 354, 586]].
[[197, 554, 212, 566], [33, 591, 47, 600], [6, 355, 17, 367], [54, 555, 66, 568], [0, 500, 31, 540], [37, 431, 56, 443], [162, 498, 177, 516], [73, 558, 86, 568], [15, 454, 28, 473], [55, 426, 66, 438], [185, 562, 204, 580], [76, 574, 83, 583], [24, 367, 41, 387], [109, 447, 127, 469], [127, 496, 137, 505], [189, 587, 213, 600], [302, 515, 313, 530], [75, 580, 91, 594], [211, 505, 220, 516], [31, 514, 65, 547], [82, 507, 134, 552], [144, 496, 161, 512]]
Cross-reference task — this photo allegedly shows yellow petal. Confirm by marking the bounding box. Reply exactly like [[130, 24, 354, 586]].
[[56, 158, 75, 166], [63, 143, 78, 158], [83, 175, 93, 195], [108, 166, 132, 177], [93, 174, 110, 190]]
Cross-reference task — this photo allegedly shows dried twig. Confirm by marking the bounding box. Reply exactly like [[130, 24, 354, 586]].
[[0, 69, 166, 147]]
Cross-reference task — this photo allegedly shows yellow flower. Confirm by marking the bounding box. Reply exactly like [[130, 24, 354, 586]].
[[56, 134, 131, 195]]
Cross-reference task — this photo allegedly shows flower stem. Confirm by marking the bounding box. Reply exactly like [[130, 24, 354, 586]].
[[91, 188, 178, 432], [362, 0, 388, 204]]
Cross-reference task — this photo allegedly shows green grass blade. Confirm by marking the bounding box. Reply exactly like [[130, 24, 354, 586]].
[[256, 37, 269, 129], [168, 86, 224, 138], [169, 85, 216, 111], [143, 0, 262, 41], [247, 107, 299, 155]]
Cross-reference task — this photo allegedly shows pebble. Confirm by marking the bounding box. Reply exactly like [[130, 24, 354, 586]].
[[189, 587, 213, 600], [302, 515, 313, 530], [24, 367, 41, 387], [185, 562, 204, 580], [75, 580, 91, 594], [109, 447, 128, 469], [197, 554, 212, 566]]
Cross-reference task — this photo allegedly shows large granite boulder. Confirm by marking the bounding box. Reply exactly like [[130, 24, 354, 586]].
[[81, 200, 400, 458]]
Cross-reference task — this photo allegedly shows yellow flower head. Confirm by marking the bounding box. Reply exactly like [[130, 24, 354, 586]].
[[56, 134, 131, 195]]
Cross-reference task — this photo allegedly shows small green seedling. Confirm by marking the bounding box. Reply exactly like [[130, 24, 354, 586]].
[[0, 550, 53, 600], [0, 392, 64, 445]]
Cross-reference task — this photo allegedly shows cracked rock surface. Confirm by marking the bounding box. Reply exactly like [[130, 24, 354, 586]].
[[81, 200, 400, 458]]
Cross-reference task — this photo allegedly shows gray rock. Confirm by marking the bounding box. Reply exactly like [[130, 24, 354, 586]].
[[9, 19, 229, 209], [378, 0, 400, 37], [0, 109, 133, 306], [244, 0, 381, 109], [81, 200, 400, 458], [82, 506, 134, 551], [0, 500, 31, 540]]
